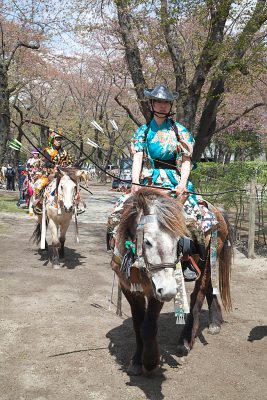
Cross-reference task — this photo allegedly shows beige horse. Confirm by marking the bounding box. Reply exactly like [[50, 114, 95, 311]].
[[32, 169, 83, 269], [80, 170, 91, 187]]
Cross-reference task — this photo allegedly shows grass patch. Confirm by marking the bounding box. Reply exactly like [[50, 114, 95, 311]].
[[0, 193, 27, 213]]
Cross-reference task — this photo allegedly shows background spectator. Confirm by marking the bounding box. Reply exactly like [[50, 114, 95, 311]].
[[5, 164, 16, 190]]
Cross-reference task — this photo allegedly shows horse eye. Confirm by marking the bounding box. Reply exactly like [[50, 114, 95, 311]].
[[144, 238, 152, 247]]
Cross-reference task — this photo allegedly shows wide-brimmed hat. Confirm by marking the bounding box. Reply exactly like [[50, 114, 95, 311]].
[[31, 149, 39, 154], [144, 85, 178, 101], [49, 130, 63, 140]]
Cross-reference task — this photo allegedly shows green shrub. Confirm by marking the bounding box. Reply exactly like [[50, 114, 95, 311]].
[[191, 161, 267, 210], [191, 161, 267, 243]]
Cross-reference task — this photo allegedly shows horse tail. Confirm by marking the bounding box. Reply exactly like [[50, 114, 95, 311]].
[[31, 222, 41, 244], [219, 212, 234, 312]]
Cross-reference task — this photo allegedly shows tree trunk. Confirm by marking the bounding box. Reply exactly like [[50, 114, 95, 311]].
[[0, 63, 10, 164], [116, 0, 151, 122], [14, 125, 24, 167], [183, 1, 232, 131], [224, 152, 231, 163], [193, 77, 225, 161], [40, 125, 49, 149]]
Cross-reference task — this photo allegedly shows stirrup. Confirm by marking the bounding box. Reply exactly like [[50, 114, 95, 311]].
[[181, 257, 201, 281], [76, 207, 85, 215], [32, 204, 42, 215], [182, 260, 198, 281]]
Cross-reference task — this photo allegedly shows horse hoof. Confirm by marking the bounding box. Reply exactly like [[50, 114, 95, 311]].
[[127, 361, 143, 376], [52, 264, 61, 270], [177, 341, 190, 357], [208, 324, 221, 335]]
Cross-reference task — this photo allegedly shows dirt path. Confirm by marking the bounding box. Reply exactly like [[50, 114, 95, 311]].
[[0, 187, 266, 400]]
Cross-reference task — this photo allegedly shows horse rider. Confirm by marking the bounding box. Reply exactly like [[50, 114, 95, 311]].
[[26, 149, 40, 171], [107, 84, 219, 280], [33, 130, 73, 212]]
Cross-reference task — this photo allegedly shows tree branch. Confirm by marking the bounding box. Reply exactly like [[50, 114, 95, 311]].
[[24, 119, 49, 129], [6, 41, 40, 70], [0, 21, 5, 61], [13, 103, 24, 126], [114, 93, 141, 127], [214, 102, 265, 134]]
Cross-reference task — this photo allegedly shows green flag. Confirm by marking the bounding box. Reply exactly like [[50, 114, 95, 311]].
[[8, 139, 22, 151]]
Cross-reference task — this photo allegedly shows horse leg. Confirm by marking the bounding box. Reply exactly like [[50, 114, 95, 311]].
[[59, 238, 65, 259], [49, 219, 60, 269], [140, 297, 164, 373], [121, 287, 146, 376], [58, 215, 71, 259], [206, 280, 223, 335]]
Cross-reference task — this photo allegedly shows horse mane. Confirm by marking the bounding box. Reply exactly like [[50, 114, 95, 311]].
[[117, 188, 189, 254]]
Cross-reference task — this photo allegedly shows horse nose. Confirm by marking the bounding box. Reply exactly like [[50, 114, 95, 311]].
[[156, 286, 177, 302], [152, 270, 178, 302], [64, 206, 73, 213]]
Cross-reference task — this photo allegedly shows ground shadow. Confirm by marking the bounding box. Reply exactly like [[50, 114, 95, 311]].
[[106, 310, 210, 400], [35, 246, 86, 269], [247, 326, 267, 342]]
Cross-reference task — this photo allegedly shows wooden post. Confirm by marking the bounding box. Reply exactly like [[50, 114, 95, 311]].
[[248, 177, 256, 258], [116, 285, 122, 317]]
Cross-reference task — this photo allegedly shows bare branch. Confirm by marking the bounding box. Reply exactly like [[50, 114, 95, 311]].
[[214, 102, 266, 134], [6, 41, 40, 70], [24, 119, 49, 129], [0, 21, 5, 60], [13, 103, 24, 126], [115, 93, 141, 127]]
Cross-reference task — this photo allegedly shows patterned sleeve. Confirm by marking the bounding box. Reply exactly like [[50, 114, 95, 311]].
[[130, 124, 148, 155], [175, 123, 195, 157]]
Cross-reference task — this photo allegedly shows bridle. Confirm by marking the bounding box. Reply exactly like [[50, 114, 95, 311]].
[[133, 214, 178, 276]]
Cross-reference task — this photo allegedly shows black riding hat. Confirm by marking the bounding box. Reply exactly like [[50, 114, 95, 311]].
[[144, 85, 178, 102]]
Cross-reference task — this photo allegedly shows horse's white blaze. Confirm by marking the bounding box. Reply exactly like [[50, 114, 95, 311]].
[[143, 220, 178, 302], [59, 176, 76, 210]]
